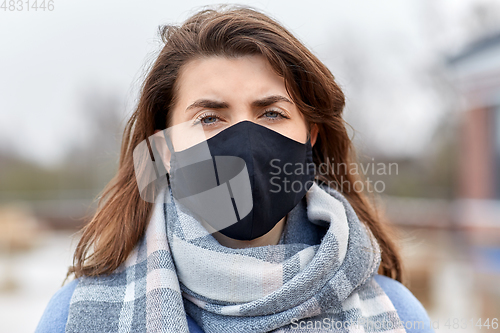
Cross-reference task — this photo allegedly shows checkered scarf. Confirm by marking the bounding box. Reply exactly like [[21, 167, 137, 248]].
[[65, 182, 405, 332]]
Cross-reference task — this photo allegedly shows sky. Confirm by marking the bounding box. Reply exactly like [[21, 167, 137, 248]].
[[0, 0, 496, 166]]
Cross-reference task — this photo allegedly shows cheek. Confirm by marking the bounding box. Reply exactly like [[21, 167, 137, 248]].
[[286, 112, 309, 144], [275, 119, 308, 144], [168, 104, 190, 128], [296, 121, 310, 144]]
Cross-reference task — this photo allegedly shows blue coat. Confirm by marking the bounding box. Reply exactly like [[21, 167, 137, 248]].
[[35, 274, 434, 332]]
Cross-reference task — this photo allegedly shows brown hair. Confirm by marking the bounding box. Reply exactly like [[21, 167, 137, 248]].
[[68, 4, 404, 283]]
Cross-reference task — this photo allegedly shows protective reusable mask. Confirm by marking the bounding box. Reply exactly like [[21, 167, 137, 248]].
[[167, 120, 315, 240]]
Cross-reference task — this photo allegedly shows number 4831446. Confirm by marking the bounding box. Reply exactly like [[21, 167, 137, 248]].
[[444, 318, 499, 330], [1, 0, 55, 11]]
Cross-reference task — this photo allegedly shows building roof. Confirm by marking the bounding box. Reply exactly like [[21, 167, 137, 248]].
[[449, 31, 500, 65]]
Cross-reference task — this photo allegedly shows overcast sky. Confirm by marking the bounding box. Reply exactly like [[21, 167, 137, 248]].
[[0, 0, 496, 166]]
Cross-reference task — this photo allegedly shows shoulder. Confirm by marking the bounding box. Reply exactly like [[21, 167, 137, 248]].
[[374, 274, 434, 333], [35, 279, 79, 333], [34, 278, 205, 333]]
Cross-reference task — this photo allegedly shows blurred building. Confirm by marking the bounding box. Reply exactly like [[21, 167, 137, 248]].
[[449, 32, 500, 229], [379, 32, 500, 326], [447, 31, 500, 322]]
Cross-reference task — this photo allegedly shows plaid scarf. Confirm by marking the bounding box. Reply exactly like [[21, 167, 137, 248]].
[[65, 183, 405, 332]]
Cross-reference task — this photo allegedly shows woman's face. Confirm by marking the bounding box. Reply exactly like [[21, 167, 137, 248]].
[[168, 55, 317, 149]]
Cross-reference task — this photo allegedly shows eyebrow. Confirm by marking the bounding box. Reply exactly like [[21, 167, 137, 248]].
[[185, 95, 293, 112]]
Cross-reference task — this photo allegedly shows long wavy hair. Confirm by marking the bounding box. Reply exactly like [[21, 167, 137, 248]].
[[68, 5, 404, 283]]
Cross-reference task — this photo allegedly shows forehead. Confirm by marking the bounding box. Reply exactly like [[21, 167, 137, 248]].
[[174, 55, 288, 101]]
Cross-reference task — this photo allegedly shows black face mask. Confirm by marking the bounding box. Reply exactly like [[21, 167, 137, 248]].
[[167, 120, 315, 240]]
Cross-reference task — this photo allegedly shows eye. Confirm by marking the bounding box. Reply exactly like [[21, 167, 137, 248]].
[[194, 112, 222, 127], [262, 109, 289, 120], [201, 115, 218, 124]]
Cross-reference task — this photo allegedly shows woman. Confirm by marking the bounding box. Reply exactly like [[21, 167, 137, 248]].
[[36, 5, 433, 333]]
